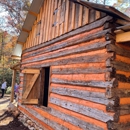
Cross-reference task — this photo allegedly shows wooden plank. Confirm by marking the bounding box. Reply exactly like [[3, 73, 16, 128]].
[[89, 9, 95, 23], [64, 0, 69, 33], [33, 24, 36, 47], [29, 29, 32, 47], [45, 0, 52, 41], [116, 31, 130, 43], [22, 69, 40, 74], [68, 1, 73, 31], [56, 0, 62, 38], [40, 1, 46, 44], [43, 0, 48, 43], [23, 74, 39, 99], [48, 0, 54, 41], [71, 2, 75, 30], [82, 6, 89, 25], [22, 99, 38, 105], [52, 0, 58, 39], [50, 97, 118, 122], [59, 0, 66, 35], [75, 3, 79, 29], [51, 78, 117, 88], [39, 68, 45, 105], [95, 11, 101, 20], [36, 14, 40, 45], [78, 5, 83, 27], [38, 8, 42, 45], [23, 15, 113, 53]]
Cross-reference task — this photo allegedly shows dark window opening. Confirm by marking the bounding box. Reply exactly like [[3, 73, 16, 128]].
[[43, 67, 50, 107]]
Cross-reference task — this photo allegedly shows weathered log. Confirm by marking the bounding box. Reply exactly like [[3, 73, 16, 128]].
[[22, 51, 114, 68], [41, 106, 104, 130], [116, 74, 130, 83], [19, 105, 69, 130], [22, 33, 114, 64], [118, 104, 130, 115], [23, 30, 114, 59], [105, 34, 116, 41], [22, 29, 115, 59], [106, 59, 130, 72], [103, 22, 115, 30], [106, 97, 120, 112], [106, 43, 130, 58], [51, 87, 116, 105], [51, 78, 118, 88], [22, 53, 112, 68], [23, 15, 113, 53], [50, 97, 119, 122], [52, 67, 113, 74], [107, 120, 130, 130], [106, 87, 130, 98]]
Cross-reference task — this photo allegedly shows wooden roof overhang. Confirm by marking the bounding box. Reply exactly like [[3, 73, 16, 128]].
[[18, 0, 44, 44], [71, 0, 130, 43], [12, 0, 44, 60]]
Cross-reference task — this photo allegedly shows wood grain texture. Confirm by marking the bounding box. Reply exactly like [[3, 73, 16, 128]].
[[50, 97, 117, 122], [23, 15, 113, 53], [51, 78, 117, 88]]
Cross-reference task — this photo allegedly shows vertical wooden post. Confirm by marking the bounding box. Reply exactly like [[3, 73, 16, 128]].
[[10, 69, 16, 102]]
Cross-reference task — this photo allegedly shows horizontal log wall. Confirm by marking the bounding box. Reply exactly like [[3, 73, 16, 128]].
[[23, 0, 104, 50], [106, 41, 130, 129], [18, 15, 123, 130]]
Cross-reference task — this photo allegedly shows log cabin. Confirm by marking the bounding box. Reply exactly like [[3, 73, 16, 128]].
[[12, 0, 130, 129]]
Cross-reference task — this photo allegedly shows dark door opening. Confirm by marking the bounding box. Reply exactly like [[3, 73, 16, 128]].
[[43, 67, 50, 107]]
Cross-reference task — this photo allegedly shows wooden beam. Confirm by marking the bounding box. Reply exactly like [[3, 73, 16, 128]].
[[22, 69, 40, 74], [10, 70, 16, 102], [22, 99, 38, 105], [116, 31, 130, 43], [18, 41, 25, 45], [28, 11, 38, 17], [116, 19, 130, 25], [22, 28, 30, 33]]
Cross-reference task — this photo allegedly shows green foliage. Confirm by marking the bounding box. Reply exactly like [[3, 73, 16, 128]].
[[0, 68, 19, 87], [0, 68, 12, 86]]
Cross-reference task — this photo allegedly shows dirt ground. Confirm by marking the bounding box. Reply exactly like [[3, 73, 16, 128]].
[[0, 95, 29, 130]]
